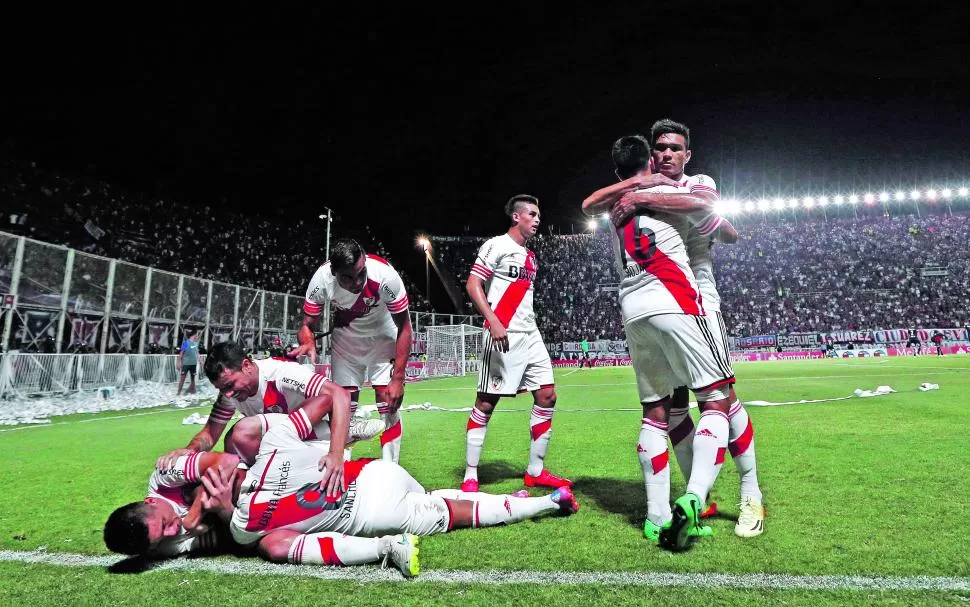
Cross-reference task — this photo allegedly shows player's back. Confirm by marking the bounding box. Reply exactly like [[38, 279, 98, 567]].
[[613, 185, 703, 323]]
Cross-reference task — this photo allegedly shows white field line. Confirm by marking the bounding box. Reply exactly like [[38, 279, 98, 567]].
[[407, 370, 957, 391], [0, 405, 209, 433], [0, 549, 967, 591]]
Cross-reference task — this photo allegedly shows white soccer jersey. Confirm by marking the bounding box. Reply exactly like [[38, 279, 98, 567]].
[[230, 410, 374, 546], [303, 255, 409, 343], [679, 175, 723, 310], [208, 357, 332, 425], [469, 234, 538, 333], [614, 174, 722, 323], [148, 453, 219, 556]]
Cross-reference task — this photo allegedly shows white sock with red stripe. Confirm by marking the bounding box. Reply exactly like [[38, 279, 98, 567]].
[[526, 405, 554, 477], [287, 532, 381, 566], [464, 407, 492, 482], [686, 409, 730, 505], [470, 493, 558, 527], [377, 403, 402, 464], [728, 400, 762, 501], [638, 418, 671, 527], [667, 406, 694, 482]]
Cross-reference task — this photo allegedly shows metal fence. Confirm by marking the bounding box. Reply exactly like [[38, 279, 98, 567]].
[[0, 230, 317, 355], [0, 352, 191, 397]]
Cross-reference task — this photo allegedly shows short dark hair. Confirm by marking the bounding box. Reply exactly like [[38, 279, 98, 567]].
[[329, 238, 366, 272], [611, 135, 651, 179], [504, 194, 539, 218], [104, 502, 152, 555], [204, 340, 247, 383], [650, 118, 690, 149]]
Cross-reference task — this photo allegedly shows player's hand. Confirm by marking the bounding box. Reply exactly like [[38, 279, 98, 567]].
[[627, 173, 679, 190], [156, 448, 194, 471], [287, 342, 316, 361], [200, 466, 236, 520], [318, 451, 345, 499], [386, 377, 405, 412], [181, 515, 210, 537], [489, 324, 509, 353]]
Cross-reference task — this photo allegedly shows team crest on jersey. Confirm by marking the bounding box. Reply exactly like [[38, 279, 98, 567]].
[[490, 375, 504, 391]]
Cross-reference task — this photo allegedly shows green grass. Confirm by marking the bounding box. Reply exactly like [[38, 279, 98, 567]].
[[2, 356, 969, 605]]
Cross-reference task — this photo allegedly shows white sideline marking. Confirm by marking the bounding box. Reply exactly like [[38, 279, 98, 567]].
[[0, 550, 967, 591], [0, 405, 209, 433]]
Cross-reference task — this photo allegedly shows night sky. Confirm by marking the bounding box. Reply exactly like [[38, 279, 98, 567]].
[[5, 5, 970, 293]]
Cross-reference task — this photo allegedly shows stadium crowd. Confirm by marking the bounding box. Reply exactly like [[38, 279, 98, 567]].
[[4, 159, 969, 340], [1, 159, 432, 311]]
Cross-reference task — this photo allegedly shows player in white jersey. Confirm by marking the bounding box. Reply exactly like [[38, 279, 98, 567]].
[[194, 393, 578, 576], [461, 194, 571, 493], [643, 119, 765, 539], [292, 238, 413, 464], [582, 131, 740, 550], [103, 451, 241, 557], [156, 340, 373, 500]]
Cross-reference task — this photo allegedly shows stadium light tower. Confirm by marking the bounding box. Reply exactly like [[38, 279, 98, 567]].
[[416, 236, 431, 301]]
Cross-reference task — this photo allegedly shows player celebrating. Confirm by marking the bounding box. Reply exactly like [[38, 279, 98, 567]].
[[582, 133, 739, 550], [292, 238, 413, 464], [638, 119, 766, 539], [461, 194, 571, 493], [156, 341, 382, 493], [104, 451, 241, 557]]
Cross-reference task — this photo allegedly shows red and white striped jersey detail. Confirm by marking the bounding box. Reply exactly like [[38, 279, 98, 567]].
[[211, 358, 332, 421], [303, 255, 408, 341], [680, 174, 723, 309], [470, 234, 537, 332]]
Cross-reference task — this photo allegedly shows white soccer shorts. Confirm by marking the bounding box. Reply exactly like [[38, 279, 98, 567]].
[[625, 313, 734, 404], [476, 329, 554, 396], [342, 460, 450, 537], [330, 333, 397, 391]]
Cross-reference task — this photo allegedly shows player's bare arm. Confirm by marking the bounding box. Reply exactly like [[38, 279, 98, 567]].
[[156, 412, 229, 470], [302, 386, 352, 499], [386, 310, 412, 412], [290, 314, 321, 359], [716, 217, 739, 244], [466, 274, 509, 353], [178, 452, 240, 535], [610, 190, 714, 227], [582, 174, 679, 216]]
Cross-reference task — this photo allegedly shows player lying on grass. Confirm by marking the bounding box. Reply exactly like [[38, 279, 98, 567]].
[[191, 392, 579, 577], [155, 341, 385, 476], [104, 371, 383, 559]]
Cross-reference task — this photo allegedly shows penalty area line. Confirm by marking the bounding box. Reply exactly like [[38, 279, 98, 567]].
[[0, 550, 968, 592]]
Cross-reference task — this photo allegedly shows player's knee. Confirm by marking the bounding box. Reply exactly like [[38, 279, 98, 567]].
[[695, 386, 731, 412], [257, 538, 292, 563], [474, 394, 499, 414], [536, 390, 556, 408]]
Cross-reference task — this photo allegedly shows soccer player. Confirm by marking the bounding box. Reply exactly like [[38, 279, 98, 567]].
[[461, 194, 571, 493], [291, 238, 412, 464], [156, 341, 382, 496], [209, 393, 578, 575], [641, 119, 765, 538], [176, 328, 200, 396], [931, 330, 945, 356], [104, 450, 242, 557], [582, 133, 739, 550]]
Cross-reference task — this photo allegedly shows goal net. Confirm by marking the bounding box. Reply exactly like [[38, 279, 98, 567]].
[[423, 324, 485, 378]]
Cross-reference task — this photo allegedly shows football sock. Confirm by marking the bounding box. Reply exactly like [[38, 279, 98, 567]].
[[464, 407, 492, 481], [728, 400, 762, 502], [667, 406, 695, 482], [686, 410, 730, 505], [287, 532, 381, 566], [470, 493, 558, 527], [527, 405, 554, 477], [638, 418, 672, 527], [377, 403, 402, 464]]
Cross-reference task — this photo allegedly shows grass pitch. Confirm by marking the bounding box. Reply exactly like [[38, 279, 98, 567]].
[[1, 356, 969, 605]]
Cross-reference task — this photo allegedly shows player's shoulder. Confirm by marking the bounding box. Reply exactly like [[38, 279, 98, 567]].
[[684, 173, 718, 190], [366, 254, 394, 268]]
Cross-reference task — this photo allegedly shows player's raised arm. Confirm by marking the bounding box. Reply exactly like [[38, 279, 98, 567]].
[[156, 395, 233, 470], [583, 173, 680, 216], [716, 217, 739, 244]]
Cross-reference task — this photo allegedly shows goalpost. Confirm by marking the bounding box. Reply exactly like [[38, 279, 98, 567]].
[[423, 324, 485, 378]]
